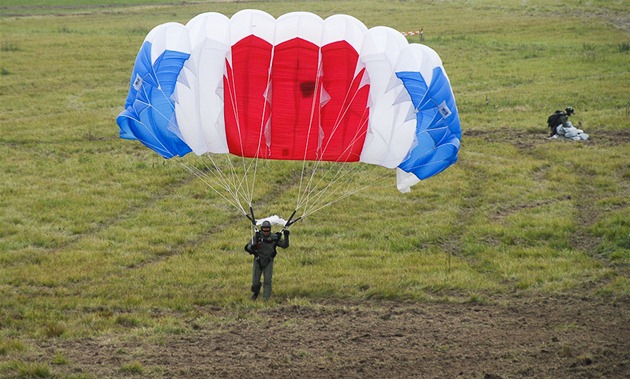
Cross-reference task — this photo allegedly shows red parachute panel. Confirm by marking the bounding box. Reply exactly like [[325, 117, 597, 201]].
[[321, 40, 369, 162], [270, 38, 322, 160], [224, 35, 273, 158], [225, 37, 369, 162]]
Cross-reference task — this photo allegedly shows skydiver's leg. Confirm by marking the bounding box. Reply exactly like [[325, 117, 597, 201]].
[[262, 260, 274, 301], [251, 259, 262, 300]]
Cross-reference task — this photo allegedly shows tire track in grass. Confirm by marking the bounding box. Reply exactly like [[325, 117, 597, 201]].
[[4, 166, 296, 311], [466, 129, 605, 255], [0, 171, 200, 287], [85, 162, 400, 298], [440, 152, 492, 279], [569, 162, 630, 281], [510, 131, 629, 266], [49, 170, 201, 255], [51, 156, 287, 257], [88, 168, 297, 279], [41, 157, 352, 295], [448, 130, 576, 289], [70, 168, 299, 310], [479, 128, 630, 285]]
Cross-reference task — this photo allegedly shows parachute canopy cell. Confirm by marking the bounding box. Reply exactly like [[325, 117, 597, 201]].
[[117, 10, 461, 192]]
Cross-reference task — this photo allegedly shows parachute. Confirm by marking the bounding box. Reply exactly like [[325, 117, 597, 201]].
[[117, 10, 461, 224]]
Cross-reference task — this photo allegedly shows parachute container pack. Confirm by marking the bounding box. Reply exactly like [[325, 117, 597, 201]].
[[117, 10, 462, 193]]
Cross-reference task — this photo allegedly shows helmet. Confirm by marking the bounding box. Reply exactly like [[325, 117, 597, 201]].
[[565, 106, 575, 115], [261, 221, 272, 230]]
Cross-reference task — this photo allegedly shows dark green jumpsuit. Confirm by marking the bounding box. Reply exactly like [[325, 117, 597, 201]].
[[245, 230, 289, 300], [548, 110, 572, 136]]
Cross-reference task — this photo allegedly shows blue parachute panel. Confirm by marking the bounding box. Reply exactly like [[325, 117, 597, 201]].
[[396, 68, 461, 180], [116, 41, 192, 158]]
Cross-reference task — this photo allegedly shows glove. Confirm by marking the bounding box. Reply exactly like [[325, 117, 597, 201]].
[[283, 229, 290, 237], [276, 232, 282, 239]]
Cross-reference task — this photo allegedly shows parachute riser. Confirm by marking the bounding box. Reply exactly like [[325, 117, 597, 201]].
[[246, 206, 258, 231], [282, 209, 302, 231]]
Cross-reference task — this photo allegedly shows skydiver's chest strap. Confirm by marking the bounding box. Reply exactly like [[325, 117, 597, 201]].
[[256, 238, 279, 257]]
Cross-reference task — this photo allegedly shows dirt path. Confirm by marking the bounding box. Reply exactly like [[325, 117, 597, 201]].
[[35, 295, 628, 378]]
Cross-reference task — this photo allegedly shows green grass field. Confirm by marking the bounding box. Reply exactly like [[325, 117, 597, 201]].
[[1, 0, 629, 377]]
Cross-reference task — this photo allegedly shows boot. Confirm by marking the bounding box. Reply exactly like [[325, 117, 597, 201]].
[[250, 284, 261, 301]]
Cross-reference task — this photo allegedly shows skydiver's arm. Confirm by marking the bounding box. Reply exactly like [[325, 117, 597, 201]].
[[245, 233, 260, 255], [277, 229, 290, 248], [245, 242, 257, 255]]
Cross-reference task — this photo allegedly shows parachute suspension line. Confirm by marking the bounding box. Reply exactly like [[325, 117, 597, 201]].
[[215, 155, 264, 218], [248, 49, 277, 212], [204, 154, 249, 207], [296, 48, 324, 211], [301, 152, 367, 212], [199, 155, 253, 211], [300, 161, 368, 217], [295, 71, 372, 217], [225, 55, 258, 210], [175, 160, 247, 216], [300, 102, 370, 207], [131, 71, 238, 204], [224, 58, 252, 206], [297, 51, 366, 214], [296, 51, 326, 210], [323, 69, 368, 152], [299, 165, 352, 216], [304, 120, 377, 214], [299, 169, 392, 220], [298, 145, 368, 217], [122, 67, 251, 219], [297, 121, 352, 214], [245, 45, 276, 216]]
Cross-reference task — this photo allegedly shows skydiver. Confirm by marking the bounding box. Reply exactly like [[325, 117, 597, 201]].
[[547, 106, 588, 140], [547, 106, 575, 137], [244, 220, 290, 301]]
